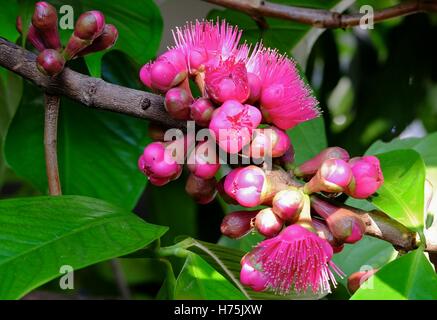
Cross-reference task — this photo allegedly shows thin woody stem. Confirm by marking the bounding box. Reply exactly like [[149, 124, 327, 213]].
[[44, 93, 62, 196]]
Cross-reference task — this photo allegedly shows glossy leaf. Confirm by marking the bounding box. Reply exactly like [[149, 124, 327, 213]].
[[370, 149, 425, 231], [0, 195, 167, 299], [174, 252, 246, 300], [5, 63, 150, 210], [351, 249, 437, 300]]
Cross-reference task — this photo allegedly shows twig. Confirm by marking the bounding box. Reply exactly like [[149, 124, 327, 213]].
[[44, 94, 61, 196], [0, 37, 185, 130], [203, 0, 437, 28]]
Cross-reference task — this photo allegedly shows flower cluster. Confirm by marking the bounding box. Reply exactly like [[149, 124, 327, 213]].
[[17, 2, 118, 76], [137, 20, 384, 296]]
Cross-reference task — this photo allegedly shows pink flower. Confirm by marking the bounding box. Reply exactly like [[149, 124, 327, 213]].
[[172, 20, 244, 74], [246, 224, 344, 294], [187, 141, 221, 179], [346, 156, 384, 199], [246, 48, 319, 130], [205, 58, 250, 103], [209, 100, 261, 154], [149, 49, 188, 92]]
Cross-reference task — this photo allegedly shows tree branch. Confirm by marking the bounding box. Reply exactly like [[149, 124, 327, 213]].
[[44, 94, 62, 196], [203, 0, 437, 28], [0, 37, 185, 130]]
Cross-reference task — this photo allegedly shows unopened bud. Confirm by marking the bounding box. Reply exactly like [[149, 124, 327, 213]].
[[345, 156, 384, 199], [254, 208, 283, 238], [185, 174, 217, 204], [36, 49, 65, 76], [187, 141, 221, 179], [220, 210, 258, 239], [32, 2, 61, 50], [294, 147, 350, 177], [150, 49, 187, 92], [27, 25, 47, 52], [303, 158, 352, 194], [272, 188, 304, 223], [164, 87, 192, 120], [347, 269, 377, 294], [74, 10, 105, 41], [190, 98, 214, 127], [77, 24, 118, 56], [312, 218, 344, 252]]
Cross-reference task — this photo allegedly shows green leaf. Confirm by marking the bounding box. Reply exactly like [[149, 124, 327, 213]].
[[146, 178, 198, 246], [0, 1, 20, 42], [351, 249, 437, 300], [370, 149, 425, 232], [174, 252, 246, 300], [5, 71, 150, 209], [332, 236, 397, 287], [287, 117, 327, 164], [0, 69, 23, 185], [0, 195, 167, 299]]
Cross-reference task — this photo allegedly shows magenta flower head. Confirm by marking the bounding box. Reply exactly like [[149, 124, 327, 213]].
[[74, 10, 105, 41], [220, 210, 258, 239], [272, 188, 304, 223], [240, 252, 269, 292], [164, 87, 192, 120], [190, 98, 215, 127], [209, 100, 262, 154], [205, 58, 250, 103], [36, 49, 65, 76], [245, 48, 319, 130], [294, 147, 350, 177], [172, 20, 243, 74], [311, 196, 366, 244], [254, 208, 283, 238], [32, 2, 61, 50], [345, 156, 384, 199], [138, 141, 182, 184], [224, 166, 269, 207], [77, 24, 119, 56], [185, 173, 217, 204], [150, 49, 188, 92], [303, 158, 353, 194], [246, 224, 344, 294], [187, 141, 221, 179]]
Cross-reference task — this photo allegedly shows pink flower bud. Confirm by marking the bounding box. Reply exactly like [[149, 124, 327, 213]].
[[240, 254, 268, 292], [77, 24, 118, 56], [185, 174, 217, 204], [139, 63, 152, 88], [164, 87, 192, 120], [312, 219, 344, 252], [36, 49, 65, 76], [138, 141, 182, 180], [303, 158, 353, 194], [225, 166, 267, 207], [27, 25, 47, 52], [311, 196, 366, 244], [205, 58, 250, 103], [150, 49, 187, 91], [272, 189, 304, 222], [347, 269, 377, 294], [32, 2, 61, 50], [209, 100, 262, 154], [74, 10, 105, 41], [190, 98, 214, 127], [220, 210, 258, 239], [294, 147, 350, 177], [187, 141, 221, 179], [149, 176, 171, 187], [345, 156, 384, 199], [255, 208, 283, 238], [246, 72, 262, 104], [271, 127, 290, 158]]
